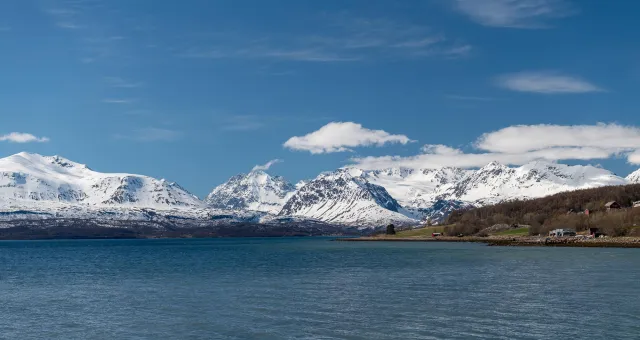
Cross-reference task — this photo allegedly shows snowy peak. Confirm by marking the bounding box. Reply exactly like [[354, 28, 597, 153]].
[[205, 170, 296, 213], [279, 169, 414, 226], [0, 152, 93, 177], [628, 169, 640, 183], [0, 152, 203, 209]]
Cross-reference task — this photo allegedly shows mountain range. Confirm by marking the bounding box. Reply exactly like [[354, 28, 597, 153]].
[[0, 152, 638, 229]]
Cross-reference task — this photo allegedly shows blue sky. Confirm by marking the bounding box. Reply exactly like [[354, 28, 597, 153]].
[[1, 0, 639, 197]]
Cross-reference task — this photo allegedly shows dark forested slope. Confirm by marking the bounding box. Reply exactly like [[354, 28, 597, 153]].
[[446, 184, 640, 236]]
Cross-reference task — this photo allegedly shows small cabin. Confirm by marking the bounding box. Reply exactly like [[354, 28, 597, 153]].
[[605, 201, 622, 211]]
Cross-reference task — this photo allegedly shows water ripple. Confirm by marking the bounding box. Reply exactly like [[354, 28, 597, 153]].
[[1, 238, 639, 339]]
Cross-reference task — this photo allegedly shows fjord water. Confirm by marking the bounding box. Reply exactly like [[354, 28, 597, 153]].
[[1, 238, 639, 340]]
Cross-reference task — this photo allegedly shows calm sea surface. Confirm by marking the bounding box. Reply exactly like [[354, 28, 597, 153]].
[[1, 237, 639, 340]]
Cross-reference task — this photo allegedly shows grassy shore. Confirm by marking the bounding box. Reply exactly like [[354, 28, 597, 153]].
[[338, 228, 640, 248]]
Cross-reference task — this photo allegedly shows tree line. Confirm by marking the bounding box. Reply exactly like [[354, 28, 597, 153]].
[[444, 184, 640, 237]]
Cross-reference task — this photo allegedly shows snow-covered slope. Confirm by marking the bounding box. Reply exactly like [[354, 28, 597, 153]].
[[205, 170, 296, 213], [627, 169, 640, 183], [435, 160, 628, 205], [356, 167, 469, 209], [278, 169, 416, 227], [0, 152, 203, 209]]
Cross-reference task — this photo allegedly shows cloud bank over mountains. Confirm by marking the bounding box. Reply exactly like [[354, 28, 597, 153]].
[[285, 122, 640, 170]]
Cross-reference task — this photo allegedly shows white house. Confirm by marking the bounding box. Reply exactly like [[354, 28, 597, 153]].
[[549, 229, 577, 237]]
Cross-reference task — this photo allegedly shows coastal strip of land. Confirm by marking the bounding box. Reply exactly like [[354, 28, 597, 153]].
[[337, 235, 640, 248]]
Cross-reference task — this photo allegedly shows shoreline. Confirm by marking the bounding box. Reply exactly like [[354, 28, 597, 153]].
[[336, 235, 640, 248]]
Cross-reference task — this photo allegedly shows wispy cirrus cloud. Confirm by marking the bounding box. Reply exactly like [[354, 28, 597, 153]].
[[219, 115, 266, 131], [179, 15, 471, 62], [0, 132, 50, 143], [43, 1, 134, 65], [114, 127, 181, 142], [102, 98, 136, 104], [351, 123, 640, 169], [104, 77, 144, 88], [453, 0, 576, 28], [495, 71, 604, 94], [46, 8, 82, 29], [284, 122, 414, 154]]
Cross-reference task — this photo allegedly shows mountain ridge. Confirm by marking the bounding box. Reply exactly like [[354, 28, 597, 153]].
[[0, 152, 203, 209], [0, 152, 637, 228]]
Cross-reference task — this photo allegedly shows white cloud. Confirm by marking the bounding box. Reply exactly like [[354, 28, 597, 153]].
[[628, 150, 640, 165], [476, 124, 640, 153], [284, 122, 414, 154], [453, 0, 575, 28], [353, 146, 612, 170], [0, 132, 50, 143], [496, 72, 603, 94], [421, 144, 463, 155], [252, 159, 283, 172], [350, 123, 640, 170], [115, 128, 181, 142]]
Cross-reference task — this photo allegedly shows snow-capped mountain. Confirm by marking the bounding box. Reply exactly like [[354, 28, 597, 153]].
[[0, 152, 203, 209], [434, 160, 628, 205], [627, 169, 640, 183], [355, 166, 470, 209], [205, 170, 296, 214], [279, 169, 416, 227], [0, 152, 636, 229]]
